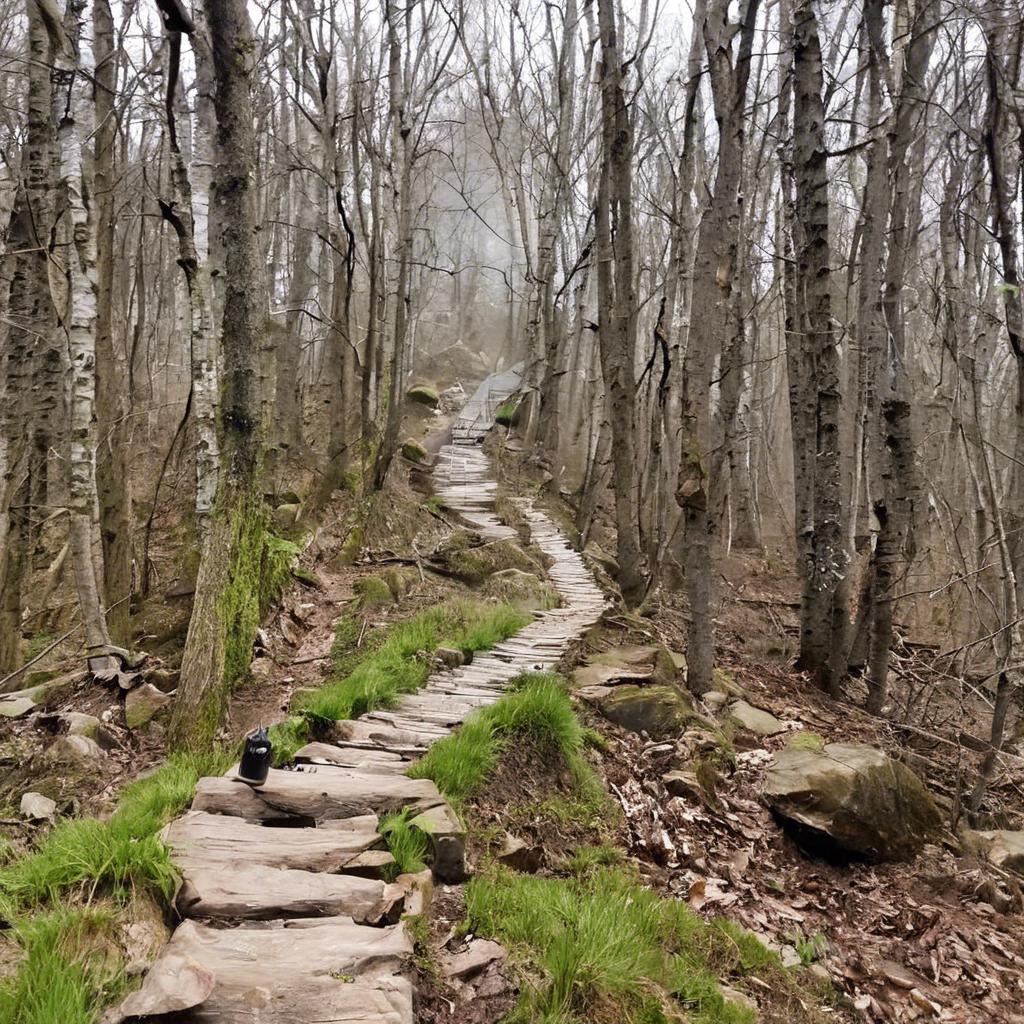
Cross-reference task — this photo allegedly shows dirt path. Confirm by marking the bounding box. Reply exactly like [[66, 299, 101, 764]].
[[110, 382, 606, 1024]]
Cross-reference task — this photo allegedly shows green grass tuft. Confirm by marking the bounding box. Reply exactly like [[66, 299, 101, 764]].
[[566, 843, 622, 876], [294, 601, 528, 724], [0, 908, 125, 1024], [378, 809, 430, 881], [0, 751, 231, 916], [466, 865, 768, 1024], [408, 672, 602, 807]]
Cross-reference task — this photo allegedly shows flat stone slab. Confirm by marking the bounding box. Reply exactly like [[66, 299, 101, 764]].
[[175, 860, 402, 922], [112, 917, 412, 1023], [293, 742, 408, 772], [164, 810, 383, 873], [192, 769, 444, 822], [728, 699, 785, 735]]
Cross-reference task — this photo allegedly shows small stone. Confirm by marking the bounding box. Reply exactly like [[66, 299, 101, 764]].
[[442, 939, 506, 980], [703, 690, 728, 711], [125, 683, 173, 730], [409, 803, 466, 883], [20, 792, 57, 821], [807, 963, 830, 984], [720, 985, 757, 1013], [406, 384, 440, 408], [279, 614, 302, 647], [271, 503, 301, 532], [589, 684, 697, 738], [45, 734, 105, 768], [401, 439, 429, 463], [144, 668, 179, 693], [728, 700, 785, 735], [977, 830, 1024, 874], [496, 833, 542, 873], [63, 712, 117, 750], [250, 657, 273, 681], [434, 646, 465, 669], [662, 769, 703, 801]]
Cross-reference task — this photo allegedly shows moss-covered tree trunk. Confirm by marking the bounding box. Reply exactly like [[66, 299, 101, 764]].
[[169, 0, 268, 751]]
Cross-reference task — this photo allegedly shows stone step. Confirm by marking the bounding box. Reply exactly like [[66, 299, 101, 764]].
[[175, 859, 403, 922], [164, 810, 384, 873], [111, 917, 413, 1024], [192, 768, 444, 822]]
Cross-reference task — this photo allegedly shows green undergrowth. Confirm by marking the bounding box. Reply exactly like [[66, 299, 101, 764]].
[[269, 601, 530, 763], [0, 750, 231, 918], [466, 865, 785, 1024], [0, 907, 126, 1024], [378, 808, 429, 881], [408, 672, 603, 808]]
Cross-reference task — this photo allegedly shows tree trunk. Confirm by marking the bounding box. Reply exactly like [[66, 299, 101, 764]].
[[595, 0, 646, 606], [170, 0, 270, 750], [677, 0, 760, 692], [790, 0, 846, 697], [93, 0, 133, 642], [53, 0, 115, 670]]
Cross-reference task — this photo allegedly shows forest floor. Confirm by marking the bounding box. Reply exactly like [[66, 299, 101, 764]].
[[3, 393, 1023, 1024]]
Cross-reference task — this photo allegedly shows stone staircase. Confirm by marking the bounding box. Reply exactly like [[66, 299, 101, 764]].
[[113, 385, 606, 1024]]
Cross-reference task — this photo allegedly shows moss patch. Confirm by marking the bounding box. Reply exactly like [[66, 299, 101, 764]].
[[406, 384, 440, 408], [220, 502, 299, 687], [401, 439, 429, 463]]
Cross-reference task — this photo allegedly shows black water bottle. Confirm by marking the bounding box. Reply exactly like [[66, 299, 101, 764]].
[[237, 726, 272, 786]]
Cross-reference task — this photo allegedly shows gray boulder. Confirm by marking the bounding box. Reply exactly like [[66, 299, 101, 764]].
[[764, 742, 941, 861], [728, 700, 785, 736], [45, 734, 105, 768], [582, 683, 697, 738], [125, 683, 173, 730], [20, 792, 57, 821]]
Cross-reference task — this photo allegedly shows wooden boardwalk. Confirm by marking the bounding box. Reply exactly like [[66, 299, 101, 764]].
[[114, 377, 605, 1024]]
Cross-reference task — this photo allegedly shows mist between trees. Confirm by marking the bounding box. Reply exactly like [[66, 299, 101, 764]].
[[0, 0, 1022, 803]]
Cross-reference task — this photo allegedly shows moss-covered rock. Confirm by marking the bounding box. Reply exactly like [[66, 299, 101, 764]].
[[382, 567, 416, 601], [401, 439, 429, 463], [406, 384, 440, 408], [125, 683, 173, 730], [433, 537, 539, 584], [585, 644, 682, 687], [331, 526, 364, 569], [271, 502, 302, 533], [586, 683, 697, 738], [764, 743, 942, 861], [480, 568, 558, 610], [353, 575, 394, 608], [494, 396, 521, 426]]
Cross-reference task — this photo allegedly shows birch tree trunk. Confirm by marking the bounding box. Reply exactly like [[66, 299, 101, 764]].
[[53, 0, 115, 671]]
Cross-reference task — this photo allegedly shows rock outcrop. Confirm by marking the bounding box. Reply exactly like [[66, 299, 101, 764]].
[[763, 742, 941, 861]]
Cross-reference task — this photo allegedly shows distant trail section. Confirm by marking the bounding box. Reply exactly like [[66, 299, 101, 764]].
[[113, 368, 606, 1024], [450, 362, 522, 444]]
